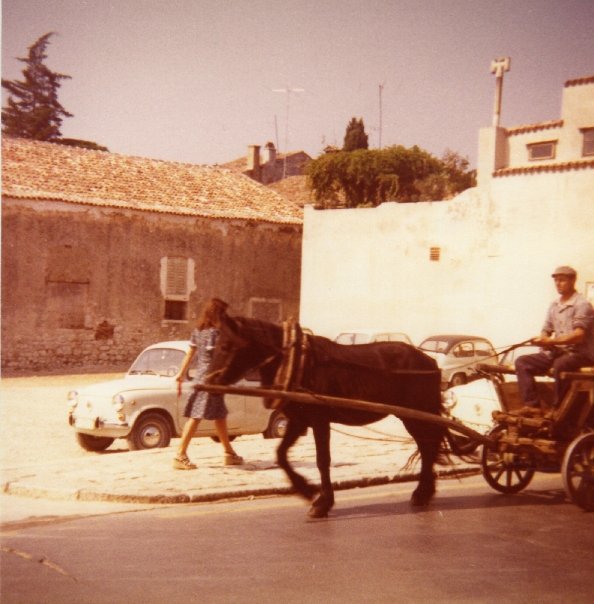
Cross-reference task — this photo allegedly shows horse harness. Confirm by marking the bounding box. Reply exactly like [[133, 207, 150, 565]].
[[269, 318, 310, 409]]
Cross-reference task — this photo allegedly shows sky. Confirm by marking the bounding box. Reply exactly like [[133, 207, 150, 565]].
[[2, 0, 593, 168]]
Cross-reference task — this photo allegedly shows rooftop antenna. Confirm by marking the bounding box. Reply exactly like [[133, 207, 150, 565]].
[[273, 85, 304, 177]]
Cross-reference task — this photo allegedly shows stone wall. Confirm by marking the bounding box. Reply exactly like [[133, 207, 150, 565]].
[[1, 199, 302, 373]]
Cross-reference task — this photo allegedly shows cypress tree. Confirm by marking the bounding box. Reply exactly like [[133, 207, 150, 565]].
[[2, 32, 72, 140]]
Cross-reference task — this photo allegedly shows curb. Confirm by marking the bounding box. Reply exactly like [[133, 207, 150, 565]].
[[2, 467, 481, 505]]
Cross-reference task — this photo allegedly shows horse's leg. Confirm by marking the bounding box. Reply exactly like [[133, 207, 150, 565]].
[[309, 420, 334, 519], [404, 420, 443, 506], [276, 417, 317, 501]]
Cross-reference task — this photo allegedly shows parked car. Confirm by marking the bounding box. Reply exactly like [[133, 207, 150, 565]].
[[334, 330, 413, 346], [418, 334, 497, 388], [68, 341, 287, 452], [443, 345, 554, 453]]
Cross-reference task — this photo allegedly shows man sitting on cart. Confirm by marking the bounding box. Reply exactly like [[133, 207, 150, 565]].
[[515, 265, 594, 416]]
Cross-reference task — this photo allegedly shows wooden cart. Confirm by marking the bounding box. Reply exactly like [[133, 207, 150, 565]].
[[477, 365, 594, 512]]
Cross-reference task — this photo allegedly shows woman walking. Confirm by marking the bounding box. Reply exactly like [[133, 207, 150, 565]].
[[173, 298, 243, 470]]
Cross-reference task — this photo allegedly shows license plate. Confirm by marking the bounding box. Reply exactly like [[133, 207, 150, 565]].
[[75, 417, 97, 430]]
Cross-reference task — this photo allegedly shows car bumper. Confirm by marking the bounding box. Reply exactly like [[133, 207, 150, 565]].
[[68, 412, 130, 438]]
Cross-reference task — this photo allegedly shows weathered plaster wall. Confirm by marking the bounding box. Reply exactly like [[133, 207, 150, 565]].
[[1, 199, 301, 372], [299, 170, 594, 348]]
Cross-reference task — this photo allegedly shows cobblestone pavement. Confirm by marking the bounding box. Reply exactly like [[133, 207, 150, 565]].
[[1, 373, 479, 506]]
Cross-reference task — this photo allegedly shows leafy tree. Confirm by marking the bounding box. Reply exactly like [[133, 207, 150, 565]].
[[2, 32, 72, 140], [343, 117, 369, 151], [307, 145, 474, 208]]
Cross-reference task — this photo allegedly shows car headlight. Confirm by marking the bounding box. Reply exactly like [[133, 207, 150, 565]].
[[443, 390, 457, 411]]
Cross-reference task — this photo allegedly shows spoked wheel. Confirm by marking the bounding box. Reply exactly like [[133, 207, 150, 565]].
[[562, 432, 594, 512], [481, 425, 535, 494]]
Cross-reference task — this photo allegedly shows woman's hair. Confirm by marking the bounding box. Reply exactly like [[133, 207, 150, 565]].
[[196, 298, 228, 330]]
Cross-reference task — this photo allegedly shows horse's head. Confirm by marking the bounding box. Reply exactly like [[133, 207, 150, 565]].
[[206, 312, 283, 386]]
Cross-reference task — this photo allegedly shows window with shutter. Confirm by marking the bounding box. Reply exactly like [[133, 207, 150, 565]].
[[163, 257, 189, 321]]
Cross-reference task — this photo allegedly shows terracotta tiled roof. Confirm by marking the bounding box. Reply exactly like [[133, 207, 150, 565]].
[[506, 120, 563, 136], [565, 75, 594, 87], [221, 150, 310, 174], [1, 137, 303, 225], [267, 175, 315, 208], [493, 159, 594, 177]]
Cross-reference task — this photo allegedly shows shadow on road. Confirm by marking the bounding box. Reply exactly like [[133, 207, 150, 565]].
[[325, 488, 568, 522]]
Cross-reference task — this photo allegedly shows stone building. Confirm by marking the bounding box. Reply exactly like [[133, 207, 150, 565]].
[[223, 142, 312, 185], [1, 138, 303, 372], [300, 72, 594, 347]]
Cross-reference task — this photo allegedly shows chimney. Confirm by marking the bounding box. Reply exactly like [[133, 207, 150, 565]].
[[264, 141, 277, 164], [247, 145, 261, 181]]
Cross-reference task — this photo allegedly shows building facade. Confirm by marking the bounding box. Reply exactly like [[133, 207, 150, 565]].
[[300, 75, 594, 348], [2, 138, 303, 372]]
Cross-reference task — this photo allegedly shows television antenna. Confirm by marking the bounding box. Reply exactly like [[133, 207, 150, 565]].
[[273, 85, 304, 177]]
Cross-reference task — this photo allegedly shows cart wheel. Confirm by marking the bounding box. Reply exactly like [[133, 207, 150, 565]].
[[481, 425, 535, 494], [562, 432, 594, 512]]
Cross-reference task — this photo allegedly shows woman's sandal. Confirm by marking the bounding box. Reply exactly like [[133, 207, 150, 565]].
[[173, 454, 197, 470], [224, 452, 244, 466]]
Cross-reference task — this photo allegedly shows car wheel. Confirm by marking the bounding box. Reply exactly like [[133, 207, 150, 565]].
[[264, 410, 288, 439], [127, 413, 172, 451], [449, 373, 467, 387], [76, 432, 115, 452]]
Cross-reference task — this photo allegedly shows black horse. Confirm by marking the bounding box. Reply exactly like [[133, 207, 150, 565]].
[[206, 312, 448, 518]]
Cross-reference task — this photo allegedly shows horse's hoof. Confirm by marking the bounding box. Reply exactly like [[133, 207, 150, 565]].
[[411, 489, 435, 507], [308, 506, 329, 519]]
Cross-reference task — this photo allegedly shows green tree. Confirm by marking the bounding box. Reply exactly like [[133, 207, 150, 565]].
[[307, 145, 474, 208], [2, 32, 72, 140], [343, 117, 369, 151]]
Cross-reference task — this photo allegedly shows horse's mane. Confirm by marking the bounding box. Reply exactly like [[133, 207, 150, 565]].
[[232, 316, 283, 350]]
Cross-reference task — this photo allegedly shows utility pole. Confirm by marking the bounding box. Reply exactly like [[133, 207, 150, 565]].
[[378, 82, 385, 149], [490, 57, 510, 127], [273, 85, 304, 178]]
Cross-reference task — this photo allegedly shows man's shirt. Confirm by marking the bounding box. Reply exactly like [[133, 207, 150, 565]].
[[542, 292, 594, 361]]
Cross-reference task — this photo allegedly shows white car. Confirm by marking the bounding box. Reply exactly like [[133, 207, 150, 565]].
[[443, 345, 554, 452], [334, 330, 413, 346], [68, 341, 287, 452], [418, 334, 498, 388]]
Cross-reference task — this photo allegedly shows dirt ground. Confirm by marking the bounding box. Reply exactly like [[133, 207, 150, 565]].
[[0, 372, 136, 468]]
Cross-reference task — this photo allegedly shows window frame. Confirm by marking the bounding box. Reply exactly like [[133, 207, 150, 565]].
[[527, 140, 557, 161], [581, 128, 594, 157]]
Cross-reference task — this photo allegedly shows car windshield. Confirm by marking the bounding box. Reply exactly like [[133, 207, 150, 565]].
[[419, 339, 450, 354], [128, 348, 186, 377]]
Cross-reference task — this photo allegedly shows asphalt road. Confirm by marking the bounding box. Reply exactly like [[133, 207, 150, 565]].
[[2, 474, 594, 603]]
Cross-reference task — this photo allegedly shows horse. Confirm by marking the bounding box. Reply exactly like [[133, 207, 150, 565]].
[[206, 311, 448, 518]]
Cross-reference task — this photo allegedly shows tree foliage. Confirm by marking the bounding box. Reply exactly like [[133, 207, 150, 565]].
[[2, 32, 72, 140], [307, 145, 476, 209], [343, 117, 369, 151]]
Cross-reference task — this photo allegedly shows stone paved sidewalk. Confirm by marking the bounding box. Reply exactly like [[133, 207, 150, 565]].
[[1, 419, 480, 504]]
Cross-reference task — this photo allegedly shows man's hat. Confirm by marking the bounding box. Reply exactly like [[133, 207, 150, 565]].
[[551, 265, 577, 278]]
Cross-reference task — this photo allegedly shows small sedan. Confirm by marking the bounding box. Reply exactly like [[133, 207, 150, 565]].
[[334, 330, 413, 345], [68, 341, 287, 452], [418, 334, 497, 388]]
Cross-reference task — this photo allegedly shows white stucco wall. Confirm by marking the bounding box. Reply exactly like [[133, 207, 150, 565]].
[[299, 170, 594, 348], [300, 78, 594, 349]]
